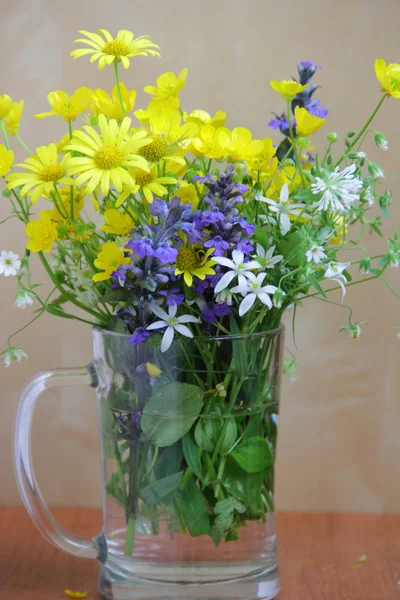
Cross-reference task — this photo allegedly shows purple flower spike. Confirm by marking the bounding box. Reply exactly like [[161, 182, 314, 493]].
[[154, 242, 178, 264], [158, 288, 185, 306], [126, 237, 154, 259], [204, 235, 230, 256]]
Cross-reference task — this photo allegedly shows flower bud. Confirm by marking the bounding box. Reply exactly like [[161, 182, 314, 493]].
[[359, 257, 371, 274], [297, 136, 309, 149], [273, 288, 285, 308], [374, 131, 388, 151], [368, 162, 385, 179], [327, 132, 338, 143], [1, 187, 11, 198], [90, 115, 99, 126]]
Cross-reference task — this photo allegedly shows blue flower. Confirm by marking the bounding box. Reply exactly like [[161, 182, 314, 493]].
[[204, 235, 230, 256], [129, 327, 152, 346], [202, 301, 231, 323], [158, 288, 185, 306]]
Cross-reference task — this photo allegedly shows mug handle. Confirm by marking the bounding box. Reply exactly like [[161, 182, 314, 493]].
[[14, 363, 105, 560]]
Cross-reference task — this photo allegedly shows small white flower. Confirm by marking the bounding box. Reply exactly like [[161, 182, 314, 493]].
[[253, 244, 284, 269], [311, 164, 363, 214], [0, 250, 21, 277], [363, 186, 375, 206], [2, 346, 28, 367], [355, 151, 367, 158], [146, 303, 199, 352], [325, 262, 350, 302], [305, 245, 327, 264], [231, 272, 278, 316], [14, 291, 34, 310], [76, 289, 99, 307], [374, 132, 388, 151], [215, 288, 234, 306], [213, 250, 260, 294], [258, 184, 305, 235]]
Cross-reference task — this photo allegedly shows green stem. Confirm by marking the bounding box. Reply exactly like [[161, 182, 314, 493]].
[[38, 252, 107, 323], [16, 133, 33, 155], [334, 94, 386, 167], [7, 309, 45, 347], [124, 516, 136, 556], [114, 441, 128, 506], [113, 62, 127, 118]]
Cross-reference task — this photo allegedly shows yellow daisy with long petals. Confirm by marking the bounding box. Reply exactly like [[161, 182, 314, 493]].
[[270, 80, 308, 102], [92, 242, 131, 282], [71, 29, 160, 70], [26, 210, 58, 253], [139, 109, 198, 165], [6, 144, 73, 204], [375, 58, 400, 98], [101, 208, 135, 235], [294, 106, 325, 137], [65, 114, 150, 196], [144, 69, 188, 99], [35, 87, 93, 122], [0, 144, 14, 177], [117, 164, 177, 206], [174, 245, 216, 287], [5, 100, 24, 136], [184, 109, 227, 129], [91, 84, 136, 120]]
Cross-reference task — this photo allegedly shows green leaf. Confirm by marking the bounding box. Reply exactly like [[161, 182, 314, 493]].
[[254, 225, 269, 249], [182, 431, 203, 480], [155, 444, 183, 479], [178, 478, 210, 536], [231, 436, 273, 473], [223, 460, 265, 513], [277, 232, 303, 266], [307, 273, 326, 298], [141, 382, 204, 447], [140, 471, 184, 506], [45, 304, 75, 319], [106, 472, 127, 509]]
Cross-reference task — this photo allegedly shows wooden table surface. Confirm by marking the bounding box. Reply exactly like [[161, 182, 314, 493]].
[[1, 507, 400, 599]]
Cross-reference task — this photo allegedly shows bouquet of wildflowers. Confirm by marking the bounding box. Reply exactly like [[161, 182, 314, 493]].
[[2, 29, 399, 548]]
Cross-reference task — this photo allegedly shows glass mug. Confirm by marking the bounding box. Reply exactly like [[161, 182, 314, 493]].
[[14, 326, 284, 600]]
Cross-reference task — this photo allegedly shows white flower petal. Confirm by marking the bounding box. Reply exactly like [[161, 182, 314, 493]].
[[174, 324, 194, 338], [231, 250, 244, 266], [258, 293, 273, 309], [161, 326, 175, 352], [214, 271, 236, 293], [239, 293, 256, 316], [149, 303, 169, 321], [176, 315, 200, 324], [213, 256, 234, 269], [147, 320, 167, 331]]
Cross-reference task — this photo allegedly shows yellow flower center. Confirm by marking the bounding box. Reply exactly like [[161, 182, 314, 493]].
[[176, 247, 200, 271], [133, 168, 154, 186], [95, 146, 123, 170], [39, 164, 65, 182], [102, 40, 130, 57], [139, 135, 169, 162]]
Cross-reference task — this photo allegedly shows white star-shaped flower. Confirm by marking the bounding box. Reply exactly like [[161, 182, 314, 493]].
[[213, 250, 260, 294], [257, 184, 306, 236], [146, 303, 199, 352], [231, 272, 278, 316]]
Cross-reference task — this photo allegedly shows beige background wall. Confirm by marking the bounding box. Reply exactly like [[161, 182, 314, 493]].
[[1, 0, 399, 512]]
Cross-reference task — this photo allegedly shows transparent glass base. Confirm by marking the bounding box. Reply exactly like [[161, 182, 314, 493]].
[[98, 561, 279, 600]]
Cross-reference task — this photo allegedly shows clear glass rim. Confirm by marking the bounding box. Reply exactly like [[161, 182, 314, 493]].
[[93, 323, 284, 342]]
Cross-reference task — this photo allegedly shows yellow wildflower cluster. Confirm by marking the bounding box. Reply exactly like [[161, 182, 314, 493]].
[[0, 93, 24, 135]]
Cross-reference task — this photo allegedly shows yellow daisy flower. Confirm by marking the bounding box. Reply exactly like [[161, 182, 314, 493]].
[[35, 87, 93, 122], [0, 94, 13, 119], [65, 114, 150, 196], [270, 80, 308, 102], [144, 68, 188, 99], [92, 242, 131, 282], [174, 245, 216, 287], [26, 210, 58, 253], [139, 109, 197, 165], [4, 100, 24, 136], [191, 125, 226, 159], [117, 164, 177, 206], [217, 127, 264, 162], [0, 144, 14, 177], [294, 106, 325, 137], [70, 29, 160, 70], [101, 208, 135, 235], [375, 58, 400, 97], [184, 109, 227, 129], [91, 84, 136, 119], [6, 144, 73, 204], [134, 96, 180, 126], [57, 133, 72, 154], [174, 183, 200, 209]]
